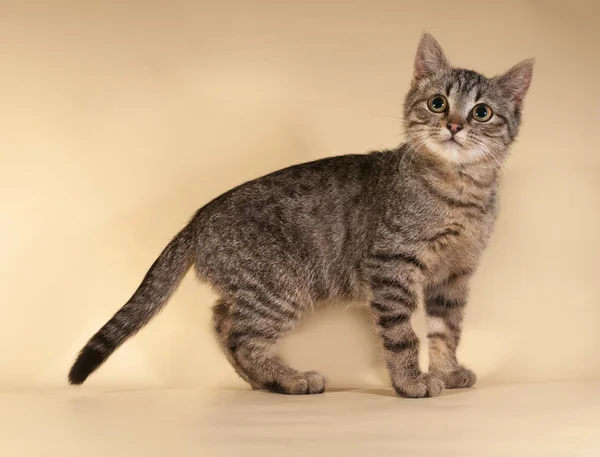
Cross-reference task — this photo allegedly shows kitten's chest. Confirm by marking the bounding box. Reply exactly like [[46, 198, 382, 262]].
[[419, 198, 497, 280], [412, 172, 499, 277], [380, 164, 499, 277], [428, 212, 491, 252]]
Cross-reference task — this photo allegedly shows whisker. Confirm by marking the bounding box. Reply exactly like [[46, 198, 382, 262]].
[[379, 132, 405, 149]]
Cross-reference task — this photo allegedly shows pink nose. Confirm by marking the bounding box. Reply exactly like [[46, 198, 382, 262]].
[[447, 122, 463, 135]]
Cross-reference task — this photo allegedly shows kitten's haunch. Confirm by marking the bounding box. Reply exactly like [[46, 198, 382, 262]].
[[68, 33, 533, 397]]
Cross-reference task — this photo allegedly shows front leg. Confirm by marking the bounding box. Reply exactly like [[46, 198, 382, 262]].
[[368, 257, 444, 398], [425, 271, 476, 389]]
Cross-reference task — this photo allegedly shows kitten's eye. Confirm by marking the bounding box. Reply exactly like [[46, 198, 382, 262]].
[[472, 104, 493, 122], [427, 95, 448, 113]]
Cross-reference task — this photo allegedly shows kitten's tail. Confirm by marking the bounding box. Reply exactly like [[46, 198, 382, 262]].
[[68, 227, 195, 385]]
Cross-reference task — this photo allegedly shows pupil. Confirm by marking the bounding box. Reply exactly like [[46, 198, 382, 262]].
[[433, 98, 444, 109], [477, 106, 488, 118]]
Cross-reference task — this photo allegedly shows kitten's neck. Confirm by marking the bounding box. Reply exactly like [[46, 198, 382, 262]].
[[402, 143, 500, 190], [456, 160, 500, 188]]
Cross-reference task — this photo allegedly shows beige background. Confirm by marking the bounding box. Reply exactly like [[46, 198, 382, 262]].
[[0, 0, 598, 391]]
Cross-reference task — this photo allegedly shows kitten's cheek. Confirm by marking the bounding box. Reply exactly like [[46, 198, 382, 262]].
[[453, 130, 468, 141], [439, 130, 453, 141]]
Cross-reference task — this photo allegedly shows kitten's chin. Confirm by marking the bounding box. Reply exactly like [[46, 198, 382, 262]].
[[406, 136, 483, 165], [429, 139, 482, 165]]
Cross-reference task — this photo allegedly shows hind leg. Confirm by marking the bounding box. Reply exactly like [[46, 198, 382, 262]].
[[235, 345, 326, 395], [213, 293, 326, 395], [212, 298, 259, 388]]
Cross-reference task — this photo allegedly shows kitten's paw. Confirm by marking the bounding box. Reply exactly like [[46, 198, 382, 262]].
[[265, 371, 327, 395], [437, 366, 477, 389], [303, 371, 327, 394], [394, 373, 444, 398]]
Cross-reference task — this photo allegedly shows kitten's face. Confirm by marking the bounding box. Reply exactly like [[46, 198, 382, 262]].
[[403, 34, 533, 165]]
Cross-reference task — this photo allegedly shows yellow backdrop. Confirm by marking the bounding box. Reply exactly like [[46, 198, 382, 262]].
[[1, 0, 598, 390]]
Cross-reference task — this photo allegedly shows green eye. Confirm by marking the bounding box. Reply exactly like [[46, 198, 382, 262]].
[[427, 95, 448, 113], [472, 103, 493, 122]]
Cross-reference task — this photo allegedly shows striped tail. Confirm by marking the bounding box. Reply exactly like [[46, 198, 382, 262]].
[[68, 228, 194, 385]]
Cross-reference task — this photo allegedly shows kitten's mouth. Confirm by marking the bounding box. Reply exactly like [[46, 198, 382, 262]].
[[443, 137, 462, 146]]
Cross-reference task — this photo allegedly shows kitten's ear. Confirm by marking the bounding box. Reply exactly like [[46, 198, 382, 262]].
[[494, 58, 534, 108], [413, 33, 451, 86]]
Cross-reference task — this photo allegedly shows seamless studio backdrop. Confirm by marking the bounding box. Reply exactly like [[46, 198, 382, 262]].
[[1, 0, 599, 391]]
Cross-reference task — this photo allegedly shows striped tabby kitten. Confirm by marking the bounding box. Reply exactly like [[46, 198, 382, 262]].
[[68, 34, 533, 398]]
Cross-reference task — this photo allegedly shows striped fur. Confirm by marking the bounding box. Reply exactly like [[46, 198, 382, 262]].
[[68, 33, 532, 397]]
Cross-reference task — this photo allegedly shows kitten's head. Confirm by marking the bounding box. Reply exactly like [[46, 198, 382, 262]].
[[403, 33, 533, 165]]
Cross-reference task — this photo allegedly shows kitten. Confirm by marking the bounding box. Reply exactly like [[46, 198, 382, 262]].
[[68, 33, 533, 397]]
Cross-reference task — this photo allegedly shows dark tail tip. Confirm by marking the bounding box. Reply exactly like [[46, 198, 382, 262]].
[[68, 346, 108, 385]]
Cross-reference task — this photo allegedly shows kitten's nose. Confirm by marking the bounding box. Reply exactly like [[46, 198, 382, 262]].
[[447, 122, 463, 135]]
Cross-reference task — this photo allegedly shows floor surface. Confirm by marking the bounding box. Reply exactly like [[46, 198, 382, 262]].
[[1, 382, 599, 456]]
